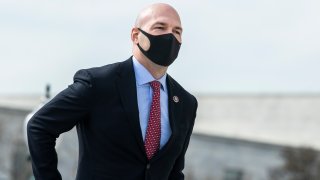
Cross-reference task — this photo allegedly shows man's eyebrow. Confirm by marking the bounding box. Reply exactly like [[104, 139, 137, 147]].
[[152, 22, 183, 31], [152, 22, 167, 27], [175, 26, 183, 32]]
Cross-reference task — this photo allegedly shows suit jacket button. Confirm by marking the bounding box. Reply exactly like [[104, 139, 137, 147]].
[[146, 163, 151, 169]]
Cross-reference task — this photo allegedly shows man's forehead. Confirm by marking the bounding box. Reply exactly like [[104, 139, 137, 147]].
[[146, 10, 182, 28], [151, 8, 181, 22]]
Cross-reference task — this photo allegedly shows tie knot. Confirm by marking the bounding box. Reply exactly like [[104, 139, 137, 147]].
[[150, 81, 161, 90]]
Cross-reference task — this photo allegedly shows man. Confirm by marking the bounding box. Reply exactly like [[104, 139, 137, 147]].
[[27, 3, 198, 180]]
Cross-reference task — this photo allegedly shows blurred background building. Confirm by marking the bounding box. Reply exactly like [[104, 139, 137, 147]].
[[1, 93, 320, 180]]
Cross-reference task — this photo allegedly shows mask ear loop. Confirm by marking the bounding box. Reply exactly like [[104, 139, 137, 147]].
[[137, 28, 152, 38], [136, 28, 150, 53]]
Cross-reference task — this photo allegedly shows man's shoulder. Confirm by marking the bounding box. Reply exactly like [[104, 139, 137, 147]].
[[75, 57, 132, 80], [87, 58, 130, 77]]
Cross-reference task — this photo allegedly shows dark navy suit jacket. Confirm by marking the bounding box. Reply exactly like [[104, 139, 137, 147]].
[[27, 57, 198, 180]]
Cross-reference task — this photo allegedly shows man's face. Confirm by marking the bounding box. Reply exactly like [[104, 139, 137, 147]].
[[141, 11, 182, 43], [137, 7, 183, 52]]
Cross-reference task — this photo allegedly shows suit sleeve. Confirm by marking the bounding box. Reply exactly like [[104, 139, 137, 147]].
[[27, 69, 93, 180], [168, 97, 198, 180]]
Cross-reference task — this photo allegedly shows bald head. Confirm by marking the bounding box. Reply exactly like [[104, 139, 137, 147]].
[[135, 3, 181, 28]]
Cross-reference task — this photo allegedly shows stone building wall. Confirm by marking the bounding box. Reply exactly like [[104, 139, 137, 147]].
[[185, 133, 284, 180], [0, 107, 31, 180], [0, 106, 78, 180]]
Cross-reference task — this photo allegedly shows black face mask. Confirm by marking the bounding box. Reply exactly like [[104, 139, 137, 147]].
[[137, 28, 181, 67]]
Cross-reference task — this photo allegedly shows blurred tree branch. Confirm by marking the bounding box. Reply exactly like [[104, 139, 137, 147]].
[[270, 147, 320, 180]]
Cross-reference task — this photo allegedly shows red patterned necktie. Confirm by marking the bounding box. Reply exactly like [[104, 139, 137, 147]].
[[145, 81, 161, 160]]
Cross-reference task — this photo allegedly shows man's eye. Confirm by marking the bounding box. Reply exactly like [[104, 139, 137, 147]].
[[174, 30, 181, 35], [155, 26, 164, 29]]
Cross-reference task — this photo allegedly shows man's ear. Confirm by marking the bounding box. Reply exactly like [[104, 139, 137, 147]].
[[131, 28, 140, 44]]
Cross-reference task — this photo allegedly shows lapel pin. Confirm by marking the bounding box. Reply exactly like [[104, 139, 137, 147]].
[[173, 96, 179, 103]]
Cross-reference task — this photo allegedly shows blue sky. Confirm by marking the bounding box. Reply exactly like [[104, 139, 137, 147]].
[[0, 0, 320, 95]]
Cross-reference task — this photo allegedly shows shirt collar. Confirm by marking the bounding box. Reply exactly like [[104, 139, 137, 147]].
[[132, 56, 167, 92]]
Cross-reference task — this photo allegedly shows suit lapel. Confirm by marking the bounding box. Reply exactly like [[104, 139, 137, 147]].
[[166, 75, 182, 144], [116, 58, 145, 154]]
